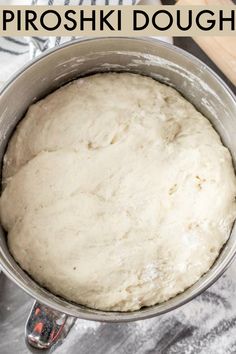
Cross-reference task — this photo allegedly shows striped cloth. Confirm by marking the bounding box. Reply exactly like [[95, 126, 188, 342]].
[[0, 0, 135, 86], [0, 0, 172, 87]]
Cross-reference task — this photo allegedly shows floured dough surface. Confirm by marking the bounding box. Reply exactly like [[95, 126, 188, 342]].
[[1, 73, 236, 311]]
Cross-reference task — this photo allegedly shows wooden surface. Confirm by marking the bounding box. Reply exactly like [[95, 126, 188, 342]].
[[177, 0, 236, 85], [177, 0, 232, 4], [192, 37, 236, 86]]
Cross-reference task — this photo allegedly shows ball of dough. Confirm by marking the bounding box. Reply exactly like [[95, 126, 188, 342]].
[[1, 73, 236, 311]]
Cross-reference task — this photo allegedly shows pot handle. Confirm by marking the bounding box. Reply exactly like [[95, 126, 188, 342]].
[[25, 301, 76, 350]]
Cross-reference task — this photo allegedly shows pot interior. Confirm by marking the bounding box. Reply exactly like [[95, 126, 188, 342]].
[[0, 37, 235, 322]]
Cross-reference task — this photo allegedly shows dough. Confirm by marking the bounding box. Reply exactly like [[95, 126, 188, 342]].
[[1, 73, 236, 311]]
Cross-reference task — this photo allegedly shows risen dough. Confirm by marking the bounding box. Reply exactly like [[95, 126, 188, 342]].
[[1, 73, 236, 311]]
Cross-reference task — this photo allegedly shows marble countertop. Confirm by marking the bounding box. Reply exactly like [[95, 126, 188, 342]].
[[1, 259, 236, 354], [0, 37, 236, 354]]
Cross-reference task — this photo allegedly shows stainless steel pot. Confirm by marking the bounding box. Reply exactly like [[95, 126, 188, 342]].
[[0, 37, 236, 350]]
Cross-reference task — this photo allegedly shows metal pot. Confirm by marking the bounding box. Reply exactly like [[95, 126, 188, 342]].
[[0, 37, 235, 349]]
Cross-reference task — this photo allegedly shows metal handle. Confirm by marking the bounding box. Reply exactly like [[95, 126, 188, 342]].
[[25, 301, 76, 350]]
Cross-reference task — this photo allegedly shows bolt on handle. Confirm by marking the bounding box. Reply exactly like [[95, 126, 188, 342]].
[[25, 301, 76, 350]]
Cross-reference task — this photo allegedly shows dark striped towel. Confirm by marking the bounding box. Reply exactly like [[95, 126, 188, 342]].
[[0, 0, 169, 86]]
